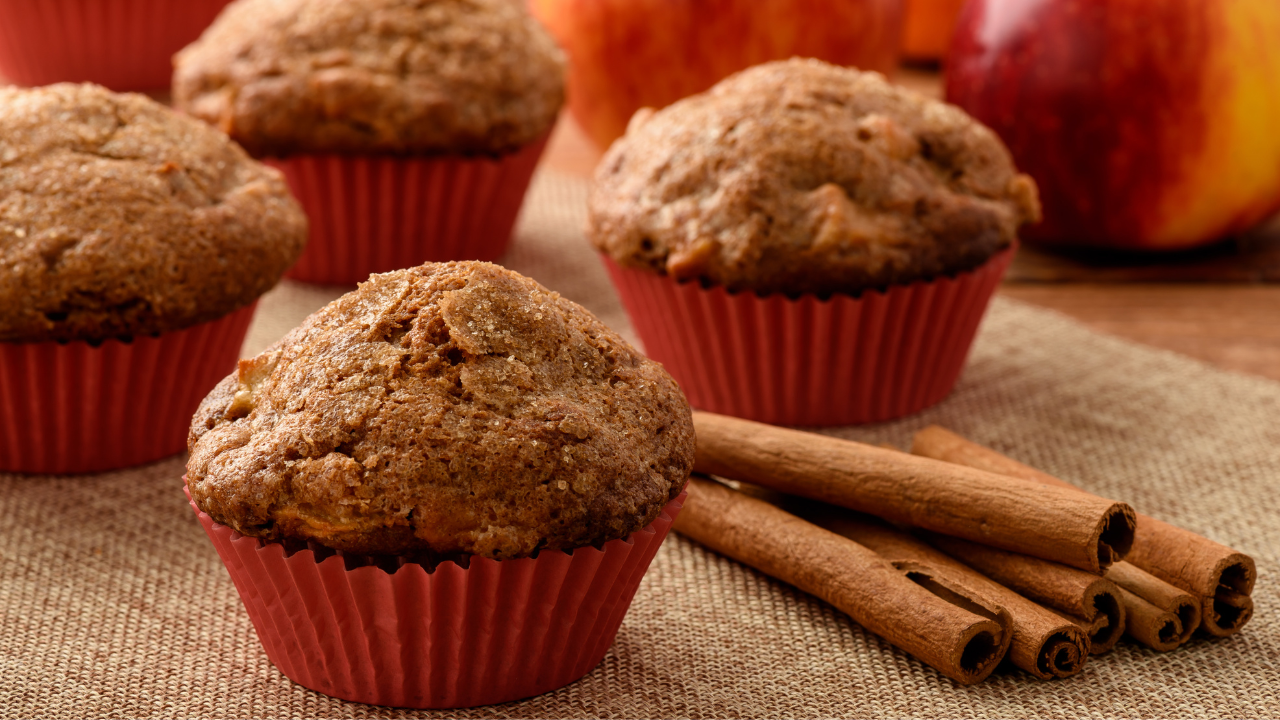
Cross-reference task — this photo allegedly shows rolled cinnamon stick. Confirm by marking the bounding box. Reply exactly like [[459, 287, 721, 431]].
[[692, 411, 1136, 574], [1127, 518, 1253, 638], [923, 534, 1126, 655], [911, 425, 1255, 637], [1114, 589, 1184, 652], [673, 477, 1013, 685], [1107, 562, 1200, 649], [801, 507, 1089, 680]]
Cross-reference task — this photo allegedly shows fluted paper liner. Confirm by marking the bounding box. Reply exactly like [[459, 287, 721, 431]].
[[605, 246, 1014, 425], [267, 136, 548, 285], [189, 484, 685, 708], [0, 304, 255, 474], [0, 0, 230, 90]]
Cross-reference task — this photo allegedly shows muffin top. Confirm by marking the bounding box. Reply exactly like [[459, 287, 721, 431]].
[[588, 59, 1041, 297], [0, 84, 307, 344], [187, 261, 694, 559], [173, 0, 566, 157]]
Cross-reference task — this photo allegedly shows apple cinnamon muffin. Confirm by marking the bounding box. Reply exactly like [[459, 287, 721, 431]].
[[588, 58, 1041, 297], [0, 83, 306, 343], [172, 0, 565, 158], [586, 59, 1041, 426], [171, 0, 566, 283], [186, 261, 694, 559], [0, 83, 306, 473]]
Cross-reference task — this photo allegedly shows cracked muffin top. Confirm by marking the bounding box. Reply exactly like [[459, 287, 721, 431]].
[[0, 84, 307, 343], [172, 0, 566, 157], [588, 59, 1042, 297], [186, 261, 694, 559]]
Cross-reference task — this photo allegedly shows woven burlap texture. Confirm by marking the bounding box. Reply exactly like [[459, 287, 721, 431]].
[[2, 170, 1277, 719]]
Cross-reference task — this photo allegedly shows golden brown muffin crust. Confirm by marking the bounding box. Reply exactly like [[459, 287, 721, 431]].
[[588, 59, 1042, 297], [187, 261, 694, 559], [0, 84, 307, 343], [173, 0, 566, 157]]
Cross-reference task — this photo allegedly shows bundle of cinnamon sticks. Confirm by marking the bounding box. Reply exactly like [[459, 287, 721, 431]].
[[676, 412, 1257, 685]]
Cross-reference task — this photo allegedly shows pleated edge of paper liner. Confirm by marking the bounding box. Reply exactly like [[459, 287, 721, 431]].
[[0, 0, 232, 91], [0, 302, 256, 474], [183, 478, 687, 709], [267, 133, 549, 285], [602, 243, 1015, 425]]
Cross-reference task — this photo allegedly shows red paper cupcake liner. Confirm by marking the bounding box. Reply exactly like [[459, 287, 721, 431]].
[[188, 483, 684, 709], [605, 246, 1014, 426], [0, 304, 255, 474], [0, 0, 231, 91], [266, 136, 548, 285]]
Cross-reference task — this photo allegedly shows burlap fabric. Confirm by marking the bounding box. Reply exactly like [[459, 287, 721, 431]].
[[3, 171, 1277, 719]]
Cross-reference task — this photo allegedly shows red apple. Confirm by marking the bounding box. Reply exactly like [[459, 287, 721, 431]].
[[530, 0, 904, 151], [945, 0, 1280, 250]]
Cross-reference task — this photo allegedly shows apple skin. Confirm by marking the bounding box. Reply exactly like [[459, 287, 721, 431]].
[[530, 0, 903, 151], [945, 0, 1280, 250]]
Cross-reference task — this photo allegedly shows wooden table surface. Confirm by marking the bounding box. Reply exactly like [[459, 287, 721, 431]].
[[545, 68, 1280, 383]]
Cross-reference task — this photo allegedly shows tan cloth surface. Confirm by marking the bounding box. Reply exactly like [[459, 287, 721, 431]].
[[3, 170, 1278, 719]]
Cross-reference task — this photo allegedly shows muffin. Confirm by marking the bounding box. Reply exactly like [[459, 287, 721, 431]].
[[0, 0, 230, 91], [185, 261, 693, 707], [588, 59, 1041, 425], [0, 83, 307, 474], [173, 0, 566, 284]]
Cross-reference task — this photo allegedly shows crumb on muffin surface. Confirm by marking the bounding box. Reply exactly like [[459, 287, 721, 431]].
[[0, 83, 307, 343], [173, 0, 566, 157], [187, 261, 694, 559], [587, 58, 1041, 297]]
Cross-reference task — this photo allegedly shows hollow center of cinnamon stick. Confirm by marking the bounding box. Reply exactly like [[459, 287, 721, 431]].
[[1210, 562, 1255, 631], [1090, 592, 1121, 644], [1212, 588, 1252, 630], [1097, 507, 1136, 568], [1039, 633, 1082, 677], [1174, 600, 1199, 643], [1220, 561, 1252, 595], [1157, 619, 1179, 645], [1052, 646, 1075, 674], [961, 632, 1000, 676]]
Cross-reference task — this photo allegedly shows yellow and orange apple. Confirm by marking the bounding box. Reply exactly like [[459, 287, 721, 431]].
[[902, 0, 967, 62], [945, 0, 1280, 249], [530, 0, 903, 151]]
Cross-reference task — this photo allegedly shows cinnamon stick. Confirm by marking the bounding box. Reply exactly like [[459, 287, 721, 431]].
[[673, 477, 1013, 685], [911, 425, 1255, 637], [692, 411, 1136, 574], [800, 506, 1089, 680], [922, 534, 1126, 655], [1127, 518, 1253, 638], [864, 441, 1129, 653], [1107, 562, 1200, 650]]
